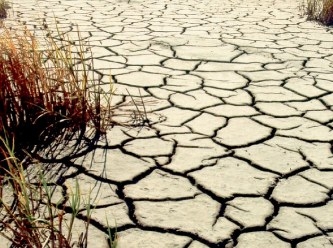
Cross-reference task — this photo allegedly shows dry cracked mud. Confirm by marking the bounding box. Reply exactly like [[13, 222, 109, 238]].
[[4, 0, 333, 247]]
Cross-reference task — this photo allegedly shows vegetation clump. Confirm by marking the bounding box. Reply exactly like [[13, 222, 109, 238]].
[[0, 0, 10, 19], [0, 25, 115, 160], [0, 23, 117, 247], [304, 0, 333, 25]]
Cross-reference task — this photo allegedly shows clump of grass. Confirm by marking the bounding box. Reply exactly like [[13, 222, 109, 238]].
[[320, 0, 333, 24], [0, 0, 10, 19], [303, 0, 333, 25], [0, 25, 114, 161], [0, 23, 119, 246], [0, 0, 6, 19]]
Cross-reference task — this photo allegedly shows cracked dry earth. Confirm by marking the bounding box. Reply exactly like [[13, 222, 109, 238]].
[[5, 0, 333, 247]]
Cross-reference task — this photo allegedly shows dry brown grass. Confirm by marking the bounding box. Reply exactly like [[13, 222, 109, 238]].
[[0, 0, 10, 19], [0, 24, 119, 247], [0, 25, 115, 160], [304, 0, 333, 25]]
